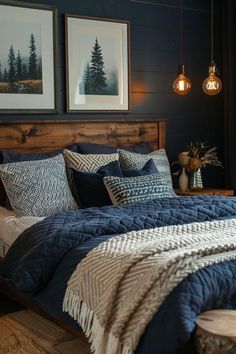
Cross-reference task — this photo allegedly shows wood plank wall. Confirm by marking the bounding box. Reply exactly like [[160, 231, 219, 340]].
[[0, 0, 224, 187]]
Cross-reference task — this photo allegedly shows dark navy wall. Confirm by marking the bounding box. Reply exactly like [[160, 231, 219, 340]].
[[1, 0, 224, 187]]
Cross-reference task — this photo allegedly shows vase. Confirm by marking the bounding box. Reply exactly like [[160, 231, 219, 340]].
[[189, 168, 203, 190], [179, 167, 189, 191]]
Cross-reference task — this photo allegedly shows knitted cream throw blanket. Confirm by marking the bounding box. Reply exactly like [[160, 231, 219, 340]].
[[63, 219, 236, 354]]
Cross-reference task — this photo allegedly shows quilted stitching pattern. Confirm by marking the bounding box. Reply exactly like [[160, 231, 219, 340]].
[[1, 196, 236, 294]]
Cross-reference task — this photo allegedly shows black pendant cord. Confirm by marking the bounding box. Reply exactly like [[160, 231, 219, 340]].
[[211, 0, 214, 65], [179, 0, 183, 65]]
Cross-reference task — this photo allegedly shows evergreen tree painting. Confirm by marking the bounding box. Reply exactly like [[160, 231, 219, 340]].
[[89, 38, 107, 93], [28, 33, 38, 79], [16, 50, 23, 81], [3, 69, 8, 82], [22, 63, 28, 80], [0, 28, 42, 93], [80, 37, 118, 96], [8, 45, 16, 83], [83, 62, 92, 94]]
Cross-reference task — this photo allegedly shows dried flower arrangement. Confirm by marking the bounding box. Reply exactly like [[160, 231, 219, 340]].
[[173, 141, 223, 173]]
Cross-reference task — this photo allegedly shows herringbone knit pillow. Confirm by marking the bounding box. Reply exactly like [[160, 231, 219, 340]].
[[0, 155, 77, 217], [63, 149, 118, 173]]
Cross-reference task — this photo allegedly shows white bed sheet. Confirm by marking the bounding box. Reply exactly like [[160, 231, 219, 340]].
[[0, 206, 44, 257]]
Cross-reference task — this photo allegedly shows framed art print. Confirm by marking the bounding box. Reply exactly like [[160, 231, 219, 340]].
[[65, 15, 130, 112], [0, 0, 58, 113]]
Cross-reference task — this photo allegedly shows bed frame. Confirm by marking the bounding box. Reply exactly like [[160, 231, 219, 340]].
[[0, 118, 167, 340]]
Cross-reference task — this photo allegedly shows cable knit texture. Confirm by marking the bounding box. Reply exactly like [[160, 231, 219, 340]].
[[64, 218, 236, 354]]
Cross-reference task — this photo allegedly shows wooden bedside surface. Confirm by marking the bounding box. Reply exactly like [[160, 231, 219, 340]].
[[174, 188, 234, 197]]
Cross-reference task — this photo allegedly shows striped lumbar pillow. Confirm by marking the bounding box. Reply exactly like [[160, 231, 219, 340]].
[[63, 149, 118, 173], [103, 173, 174, 205], [0, 154, 77, 217], [118, 149, 173, 189]]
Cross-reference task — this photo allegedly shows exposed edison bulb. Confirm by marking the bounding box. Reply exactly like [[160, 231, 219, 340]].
[[173, 65, 191, 96], [202, 64, 222, 96]]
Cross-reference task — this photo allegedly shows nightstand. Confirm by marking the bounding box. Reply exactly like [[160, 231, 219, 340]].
[[174, 188, 234, 197]]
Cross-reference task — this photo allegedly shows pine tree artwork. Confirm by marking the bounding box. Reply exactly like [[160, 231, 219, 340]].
[[0, 26, 42, 94], [8, 45, 16, 84], [80, 38, 118, 96], [28, 34, 38, 80]]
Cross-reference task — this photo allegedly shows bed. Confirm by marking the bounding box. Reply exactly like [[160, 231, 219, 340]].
[[0, 119, 236, 354]]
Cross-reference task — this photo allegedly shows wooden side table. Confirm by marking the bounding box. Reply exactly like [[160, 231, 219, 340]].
[[195, 310, 236, 354], [174, 188, 234, 197]]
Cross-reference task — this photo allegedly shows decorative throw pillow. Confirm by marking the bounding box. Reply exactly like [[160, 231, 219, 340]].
[[63, 149, 118, 173], [70, 160, 123, 208], [118, 149, 173, 189], [1, 144, 79, 210], [122, 159, 158, 177], [103, 173, 174, 205], [1, 144, 78, 164], [0, 154, 77, 217], [77, 142, 151, 154]]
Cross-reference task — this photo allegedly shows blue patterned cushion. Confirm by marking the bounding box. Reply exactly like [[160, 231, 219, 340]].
[[0, 155, 77, 217], [103, 173, 173, 205], [1, 145, 79, 210], [118, 149, 173, 189]]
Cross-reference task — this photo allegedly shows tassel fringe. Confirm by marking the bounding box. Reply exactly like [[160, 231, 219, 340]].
[[63, 288, 130, 354]]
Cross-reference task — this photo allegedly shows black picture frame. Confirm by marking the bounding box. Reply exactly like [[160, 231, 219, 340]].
[[0, 0, 58, 114], [65, 14, 130, 113]]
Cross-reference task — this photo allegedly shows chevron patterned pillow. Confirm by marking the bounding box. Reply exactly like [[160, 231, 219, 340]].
[[103, 173, 173, 205], [0, 154, 78, 217], [63, 149, 118, 173], [118, 149, 173, 189]]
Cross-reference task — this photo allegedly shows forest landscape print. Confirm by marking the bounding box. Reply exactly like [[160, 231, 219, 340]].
[[0, 20, 42, 94], [79, 36, 119, 96], [67, 15, 129, 111]]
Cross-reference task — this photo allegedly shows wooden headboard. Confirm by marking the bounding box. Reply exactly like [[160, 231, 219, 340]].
[[0, 119, 167, 152], [0, 119, 167, 205]]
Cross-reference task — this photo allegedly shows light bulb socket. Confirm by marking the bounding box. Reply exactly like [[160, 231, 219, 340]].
[[208, 61, 220, 75], [208, 63, 216, 74], [178, 64, 186, 75]]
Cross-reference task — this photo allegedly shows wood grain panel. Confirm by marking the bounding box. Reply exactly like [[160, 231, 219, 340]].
[[0, 120, 166, 152]]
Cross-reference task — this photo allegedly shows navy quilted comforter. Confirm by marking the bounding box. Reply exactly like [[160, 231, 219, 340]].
[[1, 196, 236, 354]]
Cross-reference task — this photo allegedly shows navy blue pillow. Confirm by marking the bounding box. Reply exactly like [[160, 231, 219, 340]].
[[70, 160, 123, 208], [122, 159, 158, 177], [77, 142, 151, 154], [2, 144, 78, 164]]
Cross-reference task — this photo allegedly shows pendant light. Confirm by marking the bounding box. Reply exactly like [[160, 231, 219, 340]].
[[202, 0, 222, 95], [173, 0, 191, 95]]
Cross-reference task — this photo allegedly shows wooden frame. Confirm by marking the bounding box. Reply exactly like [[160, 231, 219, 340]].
[[65, 14, 130, 113], [0, 0, 58, 114], [0, 118, 167, 338]]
